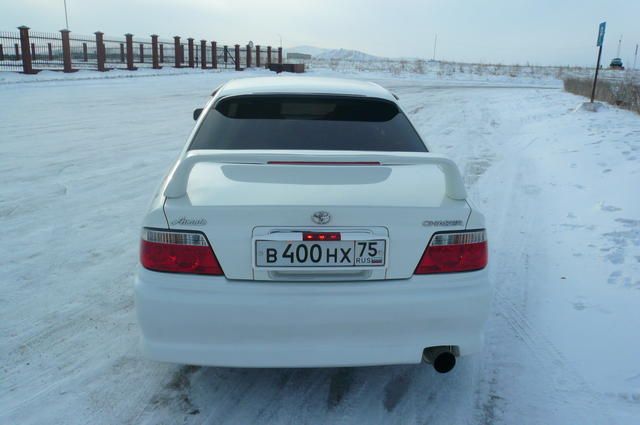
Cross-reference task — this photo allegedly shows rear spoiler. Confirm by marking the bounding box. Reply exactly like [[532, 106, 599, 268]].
[[163, 150, 467, 200]]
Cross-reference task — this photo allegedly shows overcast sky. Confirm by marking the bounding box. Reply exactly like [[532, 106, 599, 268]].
[[2, 0, 639, 66]]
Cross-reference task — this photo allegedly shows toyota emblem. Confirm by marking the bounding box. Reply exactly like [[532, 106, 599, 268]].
[[311, 211, 331, 225]]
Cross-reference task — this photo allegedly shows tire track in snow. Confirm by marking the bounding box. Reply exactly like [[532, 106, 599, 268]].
[[478, 146, 615, 424], [495, 290, 614, 423]]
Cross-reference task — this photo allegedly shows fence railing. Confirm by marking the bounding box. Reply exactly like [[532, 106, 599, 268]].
[[0, 26, 284, 74]]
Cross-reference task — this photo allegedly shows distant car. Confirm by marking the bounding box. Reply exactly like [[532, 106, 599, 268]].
[[134, 77, 490, 373], [610, 58, 624, 69]]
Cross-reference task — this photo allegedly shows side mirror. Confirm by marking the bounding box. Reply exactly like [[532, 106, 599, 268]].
[[193, 108, 204, 121]]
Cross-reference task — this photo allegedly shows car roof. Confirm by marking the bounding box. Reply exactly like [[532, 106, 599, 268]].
[[216, 76, 396, 102]]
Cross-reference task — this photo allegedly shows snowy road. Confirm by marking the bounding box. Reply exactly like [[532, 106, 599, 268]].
[[1, 70, 639, 424]]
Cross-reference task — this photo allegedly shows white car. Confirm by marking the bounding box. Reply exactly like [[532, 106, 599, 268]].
[[135, 76, 489, 373]]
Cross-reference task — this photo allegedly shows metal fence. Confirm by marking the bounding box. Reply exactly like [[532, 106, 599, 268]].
[[30, 31, 65, 70], [0, 30, 22, 71], [68, 32, 97, 69], [103, 34, 127, 69], [0, 26, 284, 74]]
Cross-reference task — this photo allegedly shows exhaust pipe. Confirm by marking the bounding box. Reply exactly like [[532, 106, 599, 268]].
[[422, 346, 458, 374], [432, 352, 456, 373]]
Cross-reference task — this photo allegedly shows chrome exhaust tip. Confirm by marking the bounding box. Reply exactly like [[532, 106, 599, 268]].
[[422, 346, 458, 374]]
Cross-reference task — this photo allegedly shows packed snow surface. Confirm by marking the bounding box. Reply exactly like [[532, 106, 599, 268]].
[[1, 67, 639, 424]]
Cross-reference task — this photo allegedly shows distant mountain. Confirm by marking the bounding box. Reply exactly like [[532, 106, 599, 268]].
[[316, 48, 379, 61], [286, 45, 380, 61], [286, 45, 329, 57]]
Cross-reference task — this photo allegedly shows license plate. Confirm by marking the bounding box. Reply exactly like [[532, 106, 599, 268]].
[[255, 240, 386, 267]]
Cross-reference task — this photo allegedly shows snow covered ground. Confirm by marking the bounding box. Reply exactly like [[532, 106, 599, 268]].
[[1, 67, 639, 424]]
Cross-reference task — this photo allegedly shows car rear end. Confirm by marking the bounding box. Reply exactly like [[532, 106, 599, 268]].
[[134, 78, 490, 369]]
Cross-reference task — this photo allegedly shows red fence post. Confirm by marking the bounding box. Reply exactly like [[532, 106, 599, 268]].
[[267, 46, 272, 66], [60, 29, 73, 72], [125, 33, 135, 70], [200, 40, 207, 69], [246, 44, 252, 68], [211, 41, 217, 69], [277, 47, 282, 64], [234, 44, 240, 70], [159, 43, 164, 64], [95, 31, 105, 71], [173, 36, 181, 67], [17, 26, 34, 74], [256, 45, 261, 67], [187, 38, 194, 67], [151, 35, 160, 69]]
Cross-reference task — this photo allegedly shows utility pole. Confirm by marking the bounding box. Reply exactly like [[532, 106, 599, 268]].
[[616, 35, 622, 57], [63, 0, 69, 29], [432, 34, 437, 61]]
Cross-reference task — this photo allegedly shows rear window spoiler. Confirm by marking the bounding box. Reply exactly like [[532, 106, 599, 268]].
[[163, 150, 467, 201]]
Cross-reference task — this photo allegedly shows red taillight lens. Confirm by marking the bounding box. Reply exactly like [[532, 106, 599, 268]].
[[414, 230, 487, 274], [140, 229, 223, 275]]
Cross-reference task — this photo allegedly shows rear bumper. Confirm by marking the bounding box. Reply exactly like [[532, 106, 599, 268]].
[[134, 267, 490, 367]]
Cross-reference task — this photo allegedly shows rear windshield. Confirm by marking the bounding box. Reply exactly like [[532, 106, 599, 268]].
[[189, 95, 427, 152]]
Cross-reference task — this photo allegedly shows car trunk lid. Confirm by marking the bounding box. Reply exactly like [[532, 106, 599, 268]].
[[163, 151, 470, 280]]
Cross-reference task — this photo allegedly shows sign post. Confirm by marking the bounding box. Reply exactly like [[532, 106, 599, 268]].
[[590, 22, 606, 103]]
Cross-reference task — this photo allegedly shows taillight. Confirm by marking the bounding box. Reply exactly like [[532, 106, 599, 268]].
[[140, 228, 224, 275], [414, 230, 487, 274]]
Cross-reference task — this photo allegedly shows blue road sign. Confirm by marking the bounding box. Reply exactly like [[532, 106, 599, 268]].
[[597, 22, 606, 47]]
